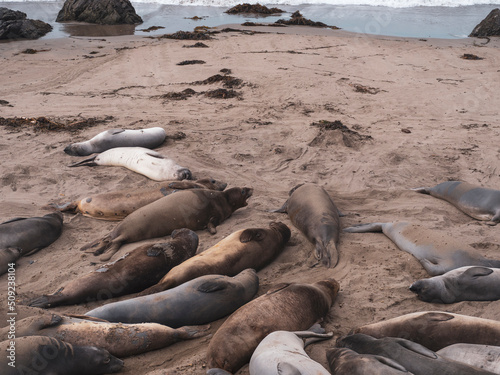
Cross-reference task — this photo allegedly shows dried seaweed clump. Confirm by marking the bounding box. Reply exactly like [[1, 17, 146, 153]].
[[0, 116, 113, 133], [309, 120, 372, 148], [461, 53, 483, 60], [350, 83, 381, 94], [193, 74, 243, 88], [158, 89, 197, 101], [183, 42, 209, 48], [276, 11, 339, 29], [160, 30, 213, 40], [204, 89, 240, 99], [177, 60, 206, 65], [225, 3, 284, 14]]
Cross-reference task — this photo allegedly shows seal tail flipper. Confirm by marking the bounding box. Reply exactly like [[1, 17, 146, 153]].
[[268, 200, 288, 213], [26, 295, 52, 308], [411, 187, 431, 194], [44, 201, 79, 213], [68, 156, 98, 167], [178, 324, 211, 339], [315, 241, 339, 268], [80, 234, 122, 261], [343, 223, 384, 233]]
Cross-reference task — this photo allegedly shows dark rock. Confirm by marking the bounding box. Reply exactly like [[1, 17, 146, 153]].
[[469, 8, 500, 37], [276, 11, 339, 28], [56, 0, 142, 25], [225, 3, 284, 15], [177, 60, 206, 65], [0, 7, 52, 40], [160, 30, 213, 40]]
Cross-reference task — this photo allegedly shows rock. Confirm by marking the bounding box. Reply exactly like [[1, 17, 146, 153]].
[[225, 3, 284, 15], [0, 7, 52, 40], [56, 0, 143, 25], [469, 8, 500, 37]]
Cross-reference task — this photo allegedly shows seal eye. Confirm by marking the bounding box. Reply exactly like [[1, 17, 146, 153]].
[[211, 179, 216, 184], [241, 189, 246, 195], [103, 357, 111, 364]]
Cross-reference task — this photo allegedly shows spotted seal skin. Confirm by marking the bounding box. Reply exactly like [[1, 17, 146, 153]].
[[0, 335, 123, 375], [85, 269, 259, 328], [437, 344, 500, 374], [412, 181, 500, 225], [273, 183, 341, 268], [26, 228, 199, 308], [64, 127, 167, 156], [69, 147, 192, 181], [80, 187, 253, 261], [343, 221, 500, 276], [48, 178, 227, 221]]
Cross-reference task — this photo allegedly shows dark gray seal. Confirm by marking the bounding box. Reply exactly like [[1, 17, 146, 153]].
[[437, 344, 500, 374], [0, 247, 21, 275]]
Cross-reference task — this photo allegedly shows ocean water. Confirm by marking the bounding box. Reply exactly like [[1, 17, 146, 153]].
[[1, 0, 500, 39]]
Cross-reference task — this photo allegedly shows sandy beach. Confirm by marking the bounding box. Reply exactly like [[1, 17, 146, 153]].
[[1, 24, 500, 374]]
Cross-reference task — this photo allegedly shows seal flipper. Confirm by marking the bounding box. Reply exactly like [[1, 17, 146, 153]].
[[44, 201, 79, 213], [411, 187, 431, 194], [343, 223, 385, 233], [80, 234, 122, 262], [314, 240, 338, 268], [68, 156, 98, 167], [177, 324, 211, 339], [373, 355, 410, 372], [393, 337, 438, 359], [269, 199, 288, 213], [198, 279, 229, 293]]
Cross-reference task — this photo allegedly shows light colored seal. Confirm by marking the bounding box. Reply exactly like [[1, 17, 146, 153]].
[[412, 181, 500, 224], [206, 278, 340, 374], [437, 344, 500, 374], [85, 269, 259, 328], [343, 221, 500, 275], [80, 187, 253, 261], [48, 177, 227, 221], [64, 127, 167, 156], [354, 311, 500, 352], [337, 334, 495, 375], [69, 146, 192, 181], [326, 347, 414, 375], [249, 329, 333, 375], [0, 335, 123, 375], [0, 247, 21, 275], [273, 183, 341, 267], [410, 266, 500, 303], [140, 221, 290, 296], [26, 228, 199, 308]]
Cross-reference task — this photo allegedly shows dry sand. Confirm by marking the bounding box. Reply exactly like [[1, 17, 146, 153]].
[[1, 25, 500, 374]]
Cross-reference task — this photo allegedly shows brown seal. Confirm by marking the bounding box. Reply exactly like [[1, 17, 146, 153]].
[[26, 228, 199, 308], [48, 178, 227, 221], [273, 183, 341, 267], [206, 278, 340, 373], [80, 187, 253, 261], [139, 221, 290, 296]]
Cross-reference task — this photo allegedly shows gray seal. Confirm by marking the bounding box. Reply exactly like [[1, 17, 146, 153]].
[[0, 247, 21, 275], [437, 344, 500, 374], [412, 181, 500, 225], [410, 266, 500, 303]]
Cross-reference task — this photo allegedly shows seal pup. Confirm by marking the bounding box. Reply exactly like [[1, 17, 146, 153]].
[[48, 178, 227, 221], [410, 266, 500, 303], [354, 311, 500, 352], [0, 247, 21, 275], [273, 183, 341, 267], [27, 228, 199, 308], [326, 347, 414, 375], [80, 187, 253, 261], [64, 127, 167, 156], [0, 335, 123, 375], [140, 221, 290, 296], [249, 329, 333, 375], [85, 269, 259, 328], [412, 181, 500, 225], [69, 147, 192, 181], [437, 344, 500, 374], [343, 221, 500, 275], [206, 278, 340, 373], [337, 334, 496, 375]]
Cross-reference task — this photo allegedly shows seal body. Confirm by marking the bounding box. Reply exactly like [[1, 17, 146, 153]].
[[80, 187, 253, 261], [410, 266, 500, 303], [274, 183, 340, 267], [69, 147, 192, 181], [85, 269, 259, 327], [0, 335, 123, 375], [27, 228, 199, 308], [337, 334, 495, 375], [437, 344, 500, 374], [64, 127, 167, 156], [0, 247, 21, 275], [343, 221, 500, 275], [354, 311, 500, 352], [206, 278, 340, 373], [140, 221, 290, 295], [412, 181, 500, 224], [49, 177, 227, 221]]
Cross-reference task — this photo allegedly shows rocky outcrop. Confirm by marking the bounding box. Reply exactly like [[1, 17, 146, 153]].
[[56, 0, 143, 25], [469, 8, 500, 37], [225, 3, 284, 15], [0, 7, 52, 40]]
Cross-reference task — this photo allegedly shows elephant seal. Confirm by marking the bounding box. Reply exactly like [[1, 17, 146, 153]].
[[273, 183, 341, 268], [206, 278, 340, 373], [80, 187, 253, 261], [85, 269, 259, 327], [353, 311, 500, 352], [64, 127, 167, 156], [337, 334, 495, 375], [48, 178, 227, 221], [1, 314, 210, 358], [69, 147, 192, 181], [410, 266, 500, 303], [27, 228, 199, 308], [0, 247, 21, 275], [0, 335, 123, 375], [140, 221, 290, 296], [343, 221, 500, 275], [326, 347, 414, 375], [412, 181, 500, 224], [249, 330, 332, 375], [437, 344, 500, 374]]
